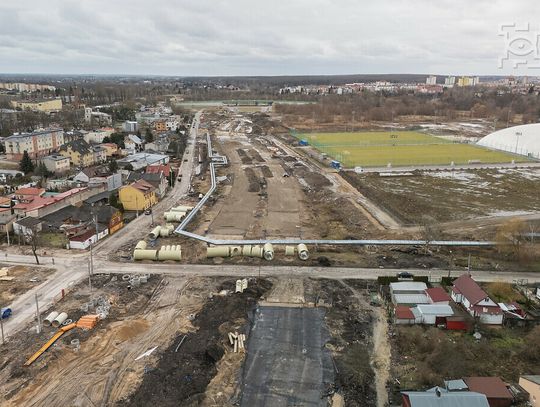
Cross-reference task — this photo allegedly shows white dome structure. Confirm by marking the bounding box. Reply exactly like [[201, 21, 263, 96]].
[[477, 123, 540, 159]]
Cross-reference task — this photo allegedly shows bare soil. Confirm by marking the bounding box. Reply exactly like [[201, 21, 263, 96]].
[[0, 265, 54, 304], [117, 278, 272, 407]]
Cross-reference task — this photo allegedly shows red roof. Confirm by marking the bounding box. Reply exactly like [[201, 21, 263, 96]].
[[463, 377, 513, 400], [131, 179, 155, 192], [452, 274, 489, 305], [146, 163, 170, 177], [426, 287, 451, 303], [15, 187, 44, 197], [13, 187, 88, 212], [395, 306, 415, 320]]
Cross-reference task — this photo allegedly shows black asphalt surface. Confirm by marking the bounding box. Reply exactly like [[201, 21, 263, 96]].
[[240, 306, 335, 406]]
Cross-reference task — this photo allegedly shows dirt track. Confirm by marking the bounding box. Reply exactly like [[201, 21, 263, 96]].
[[0, 275, 212, 407]]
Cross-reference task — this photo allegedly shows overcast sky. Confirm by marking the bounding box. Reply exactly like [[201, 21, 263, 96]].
[[1, 0, 539, 76]]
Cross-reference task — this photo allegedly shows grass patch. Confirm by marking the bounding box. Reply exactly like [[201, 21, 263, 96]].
[[39, 232, 68, 248], [297, 131, 529, 167]]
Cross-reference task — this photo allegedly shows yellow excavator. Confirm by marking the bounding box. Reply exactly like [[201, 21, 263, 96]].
[[24, 315, 99, 366]]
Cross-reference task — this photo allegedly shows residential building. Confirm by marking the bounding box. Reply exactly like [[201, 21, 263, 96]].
[[463, 377, 513, 407], [45, 178, 74, 190], [58, 139, 95, 167], [165, 117, 180, 131], [146, 163, 171, 178], [14, 187, 45, 203], [426, 75, 437, 85], [41, 204, 124, 239], [402, 387, 489, 407], [153, 120, 167, 132], [117, 151, 169, 171], [101, 143, 119, 157], [11, 98, 62, 113], [128, 171, 167, 198], [144, 137, 170, 153], [92, 146, 107, 164], [12, 185, 107, 218], [124, 134, 143, 154], [68, 225, 109, 249], [63, 130, 86, 144], [84, 129, 113, 144], [40, 154, 70, 174], [4, 128, 64, 160], [519, 376, 540, 407], [0, 212, 16, 234], [118, 179, 157, 211], [122, 121, 138, 132], [445, 76, 456, 86], [0, 82, 56, 93], [73, 167, 122, 191], [83, 108, 112, 126], [451, 274, 503, 324], [13, 216, 43, 236]]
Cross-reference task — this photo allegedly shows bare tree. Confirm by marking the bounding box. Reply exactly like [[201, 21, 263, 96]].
[[24, 224, 41, 265], [496, 218, 527, 259], [421, 216, 441, 254]]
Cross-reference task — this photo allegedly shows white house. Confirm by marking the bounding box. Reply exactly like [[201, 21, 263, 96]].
[[411, 304, 454, 325], [451, 274, 503, 325]]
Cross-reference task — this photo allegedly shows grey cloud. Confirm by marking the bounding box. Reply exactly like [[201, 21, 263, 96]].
[[0, 0, 539, 75]]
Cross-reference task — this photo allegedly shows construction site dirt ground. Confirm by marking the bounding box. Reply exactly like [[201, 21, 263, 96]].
[[0, 275, 386, 407], [0, 264, 54, 304], [189, 110, 377, 242]]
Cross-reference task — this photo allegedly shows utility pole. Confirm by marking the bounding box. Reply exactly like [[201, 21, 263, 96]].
[[88, 260, 93, 293], [34, 294, 41, 334], [467, 253, 471, 273], [6, 228, 9, 246], [0, 307, 5, 344]]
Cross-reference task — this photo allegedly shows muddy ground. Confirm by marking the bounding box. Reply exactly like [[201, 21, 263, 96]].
[[118, 278, 273, 407], [341, 169, 540, 225]]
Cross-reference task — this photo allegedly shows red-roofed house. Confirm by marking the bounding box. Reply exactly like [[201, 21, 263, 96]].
[[394, 306, 416, 325], [12, 186, 107, 218], [146, 163, 171, 177], [426, 287, 451, 305], [14, 187, 45, 203], [451, 274, 503, 325], [463, 377, 513, 407]]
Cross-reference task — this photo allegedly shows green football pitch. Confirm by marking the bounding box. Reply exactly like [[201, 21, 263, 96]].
[[296, 131, 528, 167]]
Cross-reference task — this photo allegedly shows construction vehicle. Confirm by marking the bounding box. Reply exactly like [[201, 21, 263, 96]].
[[24, 315, 99, 366]]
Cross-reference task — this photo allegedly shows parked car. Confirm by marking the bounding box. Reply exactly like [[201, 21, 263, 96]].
[[1, 307, 12, 319], [397, 271, 414, 279], [144, 209, 152, 215]]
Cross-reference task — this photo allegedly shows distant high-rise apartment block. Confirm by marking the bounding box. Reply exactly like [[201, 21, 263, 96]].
[[426, 75, 437, 85], [444, 76, 456, 86], [457, 76, 480, 87]]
